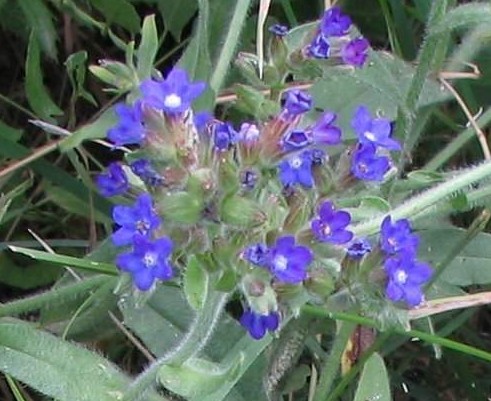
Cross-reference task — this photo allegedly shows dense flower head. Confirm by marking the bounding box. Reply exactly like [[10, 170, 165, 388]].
[[311, 111, 342, 145], [282, 89, 313, 117], [320, 6, 352, 37], [268, 235, 314, 283], [346, 237, 372, 259], [130, 159, 164, 186], [213, 122, 239, 151], [116, 234, 174, 291], [240, 308, 279, 339], [351, 143, 390, 182], [111, 193, 161, 247], [384, 251, 432, 307], [278, 150, 315, 188], [107, 103, 146, 146], [380, 216, 419, 255], [308, 33, 330, 59], [96, 162, 129, 197], [342, 38, 370, 67], [269, 24, 289, 37], [140, 67, 206, 115], [311, 200, 353, 244], [351, 106, 400, 151]]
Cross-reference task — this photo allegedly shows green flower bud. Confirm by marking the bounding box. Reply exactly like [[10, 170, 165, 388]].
[[242, 274, 278, 315], [157, 191, 203, 224], [305, 267, 335, 299], [235, 84, 280, 121], [89, 60, 137, 92], [220, 195, 266, 228], [235, 52, 266, 87]]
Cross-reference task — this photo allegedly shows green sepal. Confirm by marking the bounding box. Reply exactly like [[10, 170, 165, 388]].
[[219, 195, 266, 228], [89, 60, 137, 92], [234, 84, 280, 121], [156, 191, 203, 224], [234, 52, 266, 88]]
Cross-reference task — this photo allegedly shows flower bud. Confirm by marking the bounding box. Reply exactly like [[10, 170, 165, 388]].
[[305, 267, 335, 299], [235, 85, 280, 121], [220, 195, 266, 228], [90, 60, 137, 92], [234, 52, 265, 87], [156, 191, 203, 224], [242, 274, 278, 315]]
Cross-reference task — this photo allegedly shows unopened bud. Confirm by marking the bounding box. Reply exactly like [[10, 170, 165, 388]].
[[220, 195, 266, 228], [157, 191, 203, 224]]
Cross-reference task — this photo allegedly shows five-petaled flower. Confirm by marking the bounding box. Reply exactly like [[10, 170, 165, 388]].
[[96, 162, 129, 197], [107, 103, 146, 146], [268, 235, 313, 283], [351, 143, 390, 182], [140, 67, 206, 115], [240, 308, 280, 339], [384, 251, 432, 307], [311, 200, 353, 244], [380, 216, 419, 255], [282, 89, 313, 117], [320, 6, 352, 37], [111, 193, 161, 246], [278, 150, 315, 188], [342, 38, 370, 67], [116, 234, 174, 291], [308, 33, 330, 59]]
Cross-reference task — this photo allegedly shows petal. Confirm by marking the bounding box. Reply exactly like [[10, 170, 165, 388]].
[[264, 313, 279, 331], [385, 281, 403, 302], [274, 235, 295, 250], [111, 228, 135, 247], [403, 285, 423, 307], [291, 245, 313, 266], [351, 105, 371, 136], [116, 252, 143, 273], [297, 166, 314, 188], [155, 236, 174, 256], [274, 264, 307, 284], [329, 230, 353, 244], [133, 269, 155, 291], [313, 126, 341, 145], [112, 205, 136, 227], [153, 261, 174, 280], [330, 211, 351, 229], [318, 201, 334, 220], [370, 119, 392, 139]]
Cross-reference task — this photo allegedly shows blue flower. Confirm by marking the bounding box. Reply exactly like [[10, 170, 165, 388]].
[[213, 122, 239, 150], [111, 193, 161, 246], [268, 235, 313, 283], [116, 234, 174, 291], [130, 159, 164, 186], [320, 7, 352, 37], [282, 89, 313, 117], [282, 129, 311, 151], [140, 68, 206, 115], [243, 243, 270, 267], [351, 143, 390, 182], [278, 150, 315, 188], [107, 103, 146, 146], [384, 252, 432, 307], [308, 33, 330, 59], [311, 111, 342, 145], [194, 111, 213, 133], [311, 200, 353, 244], [346, 238, 372, 259], [342, 38, 370, 67], [269, 24, 289, 37], [351, 106, 400, 151], [240, 308, 279, 339], [96, 162, 129, 197], [380, 216, 419, 255]]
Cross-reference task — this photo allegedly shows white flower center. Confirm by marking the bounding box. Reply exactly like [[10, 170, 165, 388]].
[[136, 219, 150, 234], [323, 224, 332, 236], [395, 269, 408, 284], [290, 157, 302, 169], [273, 255, 288, 271], [163, 93, 182, 109], [143, 252, 158, 268], [364, 131, 377, 141]]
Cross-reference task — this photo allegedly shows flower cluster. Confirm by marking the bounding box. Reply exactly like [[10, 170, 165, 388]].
[[307, 7, 369, 67], [380, 216, 432, 307], [350, 106, 401, 182]]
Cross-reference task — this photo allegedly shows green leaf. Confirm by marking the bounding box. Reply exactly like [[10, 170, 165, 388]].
[[184, 256, 209, 310], [158, 0, 198, 41], [89, 0, 141, 33], [0, 253, 60, 289], [25, 33, 63, 121], [0, 318, 129, 401], [430, 3, 491, 37], [158, 354, 244, 399], [308, 51, 450, 139], [60, 108, 117, 151], [65, 51, 97, 106], [137, 14, 159, 80], [0, 120, 23, 142], [8, 246, 118, 276], [353, 353, 391, 401], [17, 0, 57, 59], [420, 228, 491, 286]]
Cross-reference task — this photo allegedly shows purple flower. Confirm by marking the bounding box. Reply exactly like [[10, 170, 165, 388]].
[[282, 129, 311, 151], [380, 216, 419, 255], [346, 238, 372, 259], [320, 7, 352, 37], [238, 123, 260, 143], [194, 111, 213, 133], [116, 234, 174, 291], [140, 68, 206, 115], [243, 243, 270, 267], [213, 122, 239, 150], [111, 193, 161, 246], [240, 309, 279, 339], [311, 201, 353, 244], [130, 159, 164, 186], [384, 252, 432, 307], [278, 150, 315, 188], [268, 235, 313, 283], [282, 89, 313, 117], [107, 103, 146, 146], [240, 170, 258, 190], [311, 111, 342, 145], [351, 143, 390, 182], [96, 162, 129, 197], [308, 34, 330, 59], [269, 24, 289, 37], [342, 38, 370, 67], [351, 106, 400, 151]]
